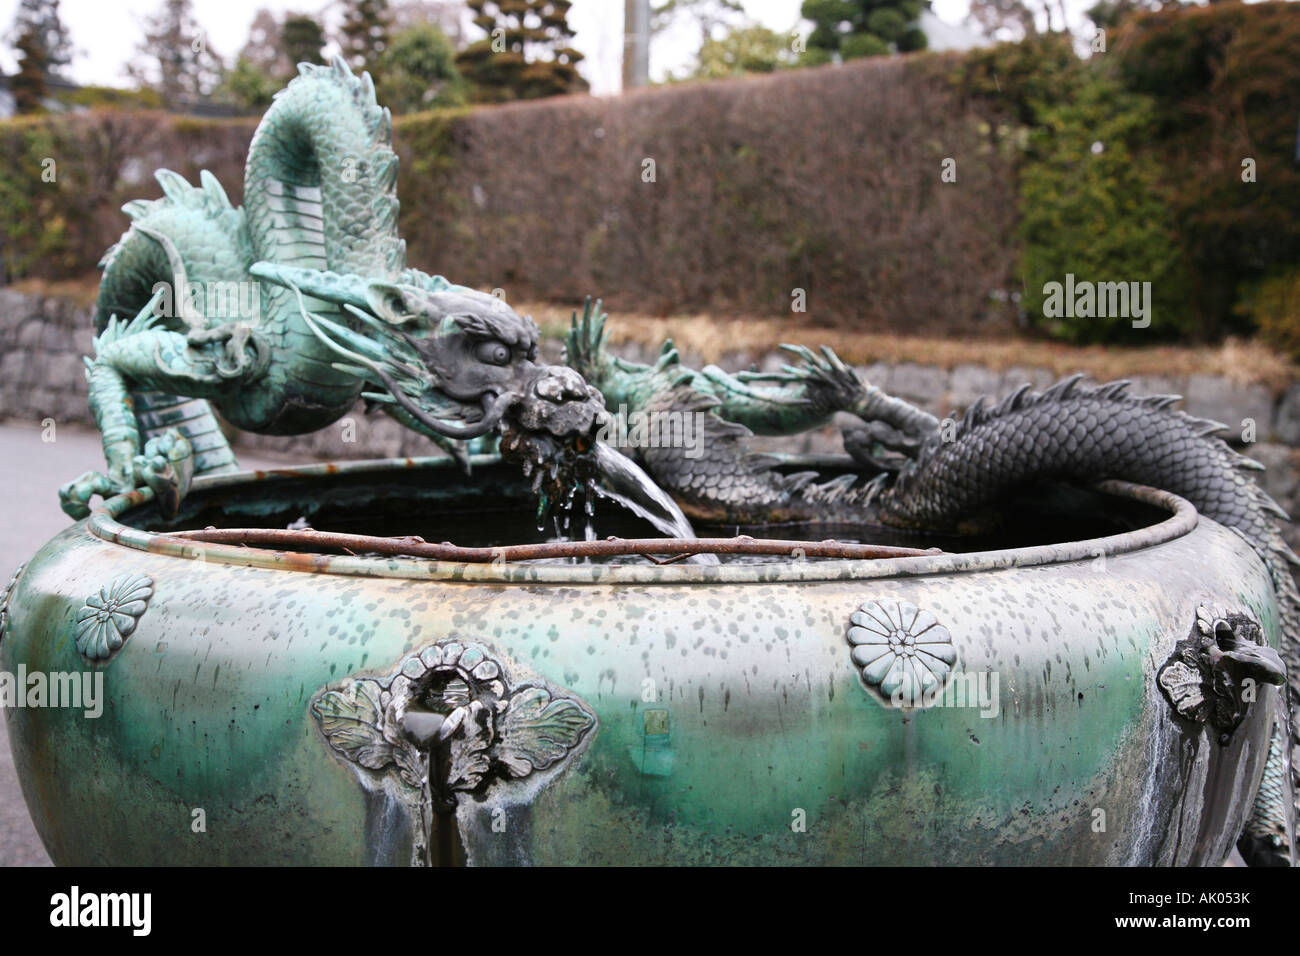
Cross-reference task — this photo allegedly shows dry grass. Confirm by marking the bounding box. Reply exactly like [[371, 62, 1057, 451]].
[[524, 302, 1298, 395], [8, 275, 100, 308]]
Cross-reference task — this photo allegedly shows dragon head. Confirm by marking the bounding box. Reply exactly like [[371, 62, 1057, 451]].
[[250, 263, 608, 515]]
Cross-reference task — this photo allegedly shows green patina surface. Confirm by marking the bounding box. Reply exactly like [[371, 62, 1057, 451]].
[[0, 463, 1281, 865]]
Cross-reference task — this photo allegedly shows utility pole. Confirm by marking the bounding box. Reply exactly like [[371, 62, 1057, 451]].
[[622, 0, 650, 91]]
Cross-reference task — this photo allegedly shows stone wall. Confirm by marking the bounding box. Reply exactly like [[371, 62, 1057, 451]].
[[0, 291, 96, 427], [3, 288, 1298, 553]]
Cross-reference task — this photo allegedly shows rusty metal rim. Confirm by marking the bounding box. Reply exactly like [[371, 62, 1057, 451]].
[[161, 528, 941, 562], [84, 456, 1199, 586]]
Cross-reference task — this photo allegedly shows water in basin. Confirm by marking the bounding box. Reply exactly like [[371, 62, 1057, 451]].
[[121, 456, 1171, 566]]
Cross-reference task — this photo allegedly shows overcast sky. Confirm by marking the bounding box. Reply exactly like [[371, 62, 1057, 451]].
[[0, 0, 995, 94]]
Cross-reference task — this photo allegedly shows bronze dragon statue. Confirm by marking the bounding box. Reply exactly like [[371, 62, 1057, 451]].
[[63, 57, 1294, 864], [59, 56, 606, 523]]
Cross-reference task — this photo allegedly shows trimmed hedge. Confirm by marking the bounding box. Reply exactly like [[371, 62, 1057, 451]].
[[394, 58, 1015, 329], [0, 111, 252, 282], [4, 3, 1300, 344], [0, 57, 1016, 333]]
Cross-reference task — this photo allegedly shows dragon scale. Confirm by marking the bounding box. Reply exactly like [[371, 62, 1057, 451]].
[[877, 380, 1300, 857]]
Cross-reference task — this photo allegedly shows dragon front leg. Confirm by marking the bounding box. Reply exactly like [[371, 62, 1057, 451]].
[[565, 298, 938, 474], [60, 359, 197, 520], [59, 310, 268, 519], [839, 369, 941, 473], [707, 345, 939, 457], [184, 322, 271, 380]]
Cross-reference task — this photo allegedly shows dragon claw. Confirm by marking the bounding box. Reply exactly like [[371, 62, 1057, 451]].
[[843, 421, 924, 473], [186, 323, 269, 380], [565, 296, 607, 381], [133, 429, 194, 519], [58, 429, 195, 520], [59, 470, 125, 520], [776, 343, 867, 413]]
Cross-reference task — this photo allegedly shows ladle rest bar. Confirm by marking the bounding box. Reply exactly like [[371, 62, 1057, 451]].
[[163, 527, 942, 562]]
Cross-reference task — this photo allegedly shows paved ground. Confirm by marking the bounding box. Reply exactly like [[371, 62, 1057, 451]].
[[0, 422, 286, 866]]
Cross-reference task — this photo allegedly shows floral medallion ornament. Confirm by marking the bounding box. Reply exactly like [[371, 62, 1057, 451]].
[[847, 600, 957, 706], [311, 640, 596, 865], [75, 574, 154, 661]]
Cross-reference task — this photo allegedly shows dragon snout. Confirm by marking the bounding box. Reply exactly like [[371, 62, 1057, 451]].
[[508, 366, 605, 439], [533, 366, 593, 405], [498, 364, 607, 517]]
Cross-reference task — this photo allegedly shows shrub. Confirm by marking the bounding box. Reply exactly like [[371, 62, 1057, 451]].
[[377, 24, 467, 113], [1114, 1, 1300, 336], [0, 119, 66, 280], [934, 35, 1193, 342], [1018, 73, 1192, 342], [938, 34, 1082, 128], [1237, 267, 1300, 360], [841, 33, 891, 59]]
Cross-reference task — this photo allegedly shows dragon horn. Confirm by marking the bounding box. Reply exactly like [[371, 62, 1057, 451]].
[[249, 262, 371, 312], [290, 291, 424, 388]]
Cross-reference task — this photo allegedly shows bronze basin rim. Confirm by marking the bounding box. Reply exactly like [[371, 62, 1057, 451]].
[[84, 455, 1199, 585]]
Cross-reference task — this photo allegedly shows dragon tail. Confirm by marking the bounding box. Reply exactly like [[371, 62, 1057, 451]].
[[244, 55, 404, 280]]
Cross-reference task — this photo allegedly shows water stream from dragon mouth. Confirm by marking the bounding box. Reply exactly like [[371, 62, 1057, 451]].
[[588, 441, 719, 565]]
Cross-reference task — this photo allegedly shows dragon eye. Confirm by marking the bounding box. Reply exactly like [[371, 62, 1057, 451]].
[[475, 340, 511, 366]]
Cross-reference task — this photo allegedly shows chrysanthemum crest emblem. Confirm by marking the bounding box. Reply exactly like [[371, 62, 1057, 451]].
[[75, 574, 154, 661], [847, 599, 957, 706]]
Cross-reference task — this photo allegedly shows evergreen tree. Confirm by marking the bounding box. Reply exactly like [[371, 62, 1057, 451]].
[[221, 10, 324, 111], [238, 7, 283, 76], [800, 0, 928, 61], [6, 0, 72, 79], [128, 0, 226, 106], [282, 15, 326, 69], [220, 56, 277, 110], [339, 0, 391, 75], [692, 24, 796, 79], [389, 0, 465, 45], [456, 0, 588, 102], [10, 25, 49, 113], [378, 24, 466, 113], [232, 10, 325, 93], [1018, 72, 1190, 342]]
